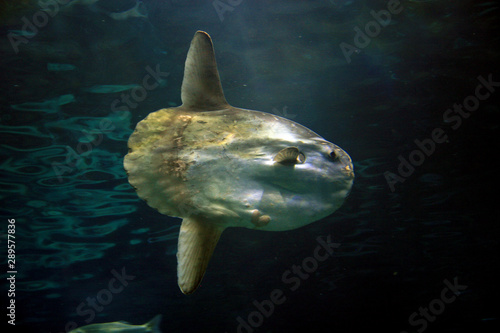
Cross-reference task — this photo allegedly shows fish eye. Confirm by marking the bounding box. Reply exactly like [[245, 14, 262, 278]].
[[329, 151, 338, 160]]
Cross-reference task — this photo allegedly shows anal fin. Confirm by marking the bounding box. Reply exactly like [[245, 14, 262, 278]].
[[177, 216, 224, 294]]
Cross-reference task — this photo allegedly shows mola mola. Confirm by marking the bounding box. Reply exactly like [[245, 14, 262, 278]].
[[124, 31, 354, 294]]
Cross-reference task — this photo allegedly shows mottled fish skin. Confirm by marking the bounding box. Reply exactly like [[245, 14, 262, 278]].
[[125, 107, 354, 231], [124, 31, 354, 294]]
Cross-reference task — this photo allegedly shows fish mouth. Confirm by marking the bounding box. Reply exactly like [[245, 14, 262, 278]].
[[335, 148, 355, 179], [343, 164, 355, 179]]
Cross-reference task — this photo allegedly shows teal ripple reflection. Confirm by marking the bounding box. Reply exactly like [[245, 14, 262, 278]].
[[147, 225, 180, 244], [1, 94, 137, 271], [17, 280, 61, 291]]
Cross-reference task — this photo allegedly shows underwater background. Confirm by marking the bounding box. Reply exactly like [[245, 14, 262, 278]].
[[1, 0, 499, 332]]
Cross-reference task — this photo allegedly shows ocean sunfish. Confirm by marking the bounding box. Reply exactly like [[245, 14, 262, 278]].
[[124, 31, 354, 294], [68, 315, 162, 332]]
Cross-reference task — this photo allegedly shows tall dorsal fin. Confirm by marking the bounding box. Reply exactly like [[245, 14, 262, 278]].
[[180, 31, 229, 111]]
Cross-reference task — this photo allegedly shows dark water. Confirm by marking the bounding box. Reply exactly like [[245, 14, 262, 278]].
[[1, 0, 499, 332]]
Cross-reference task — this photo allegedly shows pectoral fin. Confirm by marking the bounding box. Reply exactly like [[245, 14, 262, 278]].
[[273, 147, 306, 165], [177, 216, 224, 294]]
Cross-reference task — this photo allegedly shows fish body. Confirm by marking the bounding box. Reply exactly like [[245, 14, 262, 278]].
[[126, 107, 353, 232], [69, 315, 162, 333], [124, 31, 354, 294]]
